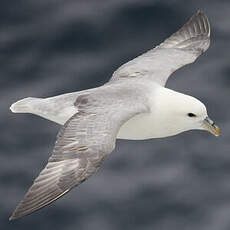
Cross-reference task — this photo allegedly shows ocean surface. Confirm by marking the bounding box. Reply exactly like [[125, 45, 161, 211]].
[[1, 1, 230, 230]]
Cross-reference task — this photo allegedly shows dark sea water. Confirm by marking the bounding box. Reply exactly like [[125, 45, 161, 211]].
[[1, 1, 230, 229]]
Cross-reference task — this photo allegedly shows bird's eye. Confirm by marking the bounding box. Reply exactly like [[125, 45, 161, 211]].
[[187, 113, 196, 117]]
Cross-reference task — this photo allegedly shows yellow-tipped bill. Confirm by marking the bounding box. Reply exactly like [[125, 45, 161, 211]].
[[203, 117, 220, 136]]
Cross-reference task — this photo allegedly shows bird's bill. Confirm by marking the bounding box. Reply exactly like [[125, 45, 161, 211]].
[[203, 117, 220, 136]]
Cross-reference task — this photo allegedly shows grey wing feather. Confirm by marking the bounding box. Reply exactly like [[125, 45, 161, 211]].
[[110, 10, 210, 86], [10, 87, 148, 220], [159, 10, 210, 49]]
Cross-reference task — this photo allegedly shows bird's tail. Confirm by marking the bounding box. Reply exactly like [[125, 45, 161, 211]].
[[10, 97, 41, 114]]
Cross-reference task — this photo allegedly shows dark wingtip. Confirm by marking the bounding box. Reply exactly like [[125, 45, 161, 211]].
[[9, 215, 16, 221], [196, 9, 208, 18], [197, 9, 203, 14], [193, 9, 208, 20], [9, 210, 22, 221], [9, 206, 27, 221]]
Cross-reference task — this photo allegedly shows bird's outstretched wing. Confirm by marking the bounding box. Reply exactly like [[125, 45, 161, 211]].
[[10, 87, 148, 220], [110, 10, 210, 86]]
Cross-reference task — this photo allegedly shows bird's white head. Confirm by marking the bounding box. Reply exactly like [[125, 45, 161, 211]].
[[152, 87, 220, 137]]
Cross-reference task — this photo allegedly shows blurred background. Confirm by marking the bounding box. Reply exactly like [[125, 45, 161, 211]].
[[1, 0, 230, 229]]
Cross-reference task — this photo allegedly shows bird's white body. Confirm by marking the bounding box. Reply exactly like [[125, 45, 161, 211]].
[[10, 84, 207, 140]]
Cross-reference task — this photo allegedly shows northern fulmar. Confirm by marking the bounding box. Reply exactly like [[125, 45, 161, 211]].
[[9, 10, 220, 220]]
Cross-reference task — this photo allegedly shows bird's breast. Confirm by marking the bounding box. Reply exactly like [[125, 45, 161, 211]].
[[117, 112, 164, 140], [117, 109, 186, 140]]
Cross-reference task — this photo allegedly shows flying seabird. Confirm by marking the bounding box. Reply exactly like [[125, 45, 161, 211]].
[[9, 10, 220, 220]]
